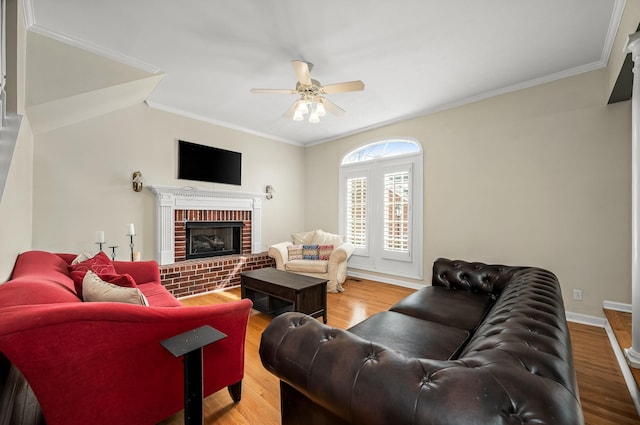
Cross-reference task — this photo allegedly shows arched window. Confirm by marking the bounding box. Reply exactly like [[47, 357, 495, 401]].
[[339, 139, 423, 279]]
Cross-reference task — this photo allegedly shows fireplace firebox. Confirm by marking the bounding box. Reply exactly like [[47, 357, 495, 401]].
[[185, 221, 243, 260]]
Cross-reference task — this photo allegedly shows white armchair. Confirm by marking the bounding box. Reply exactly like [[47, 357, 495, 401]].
[[268, 230, 355, 293]]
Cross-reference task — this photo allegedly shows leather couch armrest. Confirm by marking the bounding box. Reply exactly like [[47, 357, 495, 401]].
[[268, 242, 292, 270]]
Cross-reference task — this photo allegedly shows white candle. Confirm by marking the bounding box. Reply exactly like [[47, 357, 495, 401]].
[[128, 223, 135, 236], [96, 231, 105, 243], [133, 251, 141, 262]]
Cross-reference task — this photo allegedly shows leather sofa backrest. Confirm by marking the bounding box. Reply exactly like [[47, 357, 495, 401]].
[[432, 258, 521, 298], [458, 267, 579, 397]]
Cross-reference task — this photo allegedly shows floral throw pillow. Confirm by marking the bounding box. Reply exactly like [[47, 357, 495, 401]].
[[302, 245, 319, 260], [68, 251, 117, 297], [287, 244, 304, 260], [318, 245, 334, 260]]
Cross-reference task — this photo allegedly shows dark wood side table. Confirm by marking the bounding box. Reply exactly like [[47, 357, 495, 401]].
[[240, 268, 328, 323], [161, 325, 227, 425]]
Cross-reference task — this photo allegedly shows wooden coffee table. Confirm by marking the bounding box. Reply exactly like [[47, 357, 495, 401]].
[[240, 268, 327, 323]]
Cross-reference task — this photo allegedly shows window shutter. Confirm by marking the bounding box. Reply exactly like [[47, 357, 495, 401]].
[[383, 171, 409, 253], [346, 176, 367, 249]]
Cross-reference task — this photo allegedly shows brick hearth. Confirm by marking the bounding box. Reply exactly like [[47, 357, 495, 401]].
[[160, 253, 275, 298]]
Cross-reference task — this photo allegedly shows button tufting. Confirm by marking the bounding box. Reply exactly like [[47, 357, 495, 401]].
[[421, 374, 433, 385]]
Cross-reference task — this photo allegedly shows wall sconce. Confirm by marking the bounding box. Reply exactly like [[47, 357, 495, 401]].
[[132, 171, 144, 192], [265, 185, 275, 200]]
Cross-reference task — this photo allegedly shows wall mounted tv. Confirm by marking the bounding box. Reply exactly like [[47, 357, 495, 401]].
[[178, 140, 242, 186]]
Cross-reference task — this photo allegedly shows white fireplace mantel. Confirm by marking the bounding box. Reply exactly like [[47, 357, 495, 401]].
[[149, 185, 265, 265]]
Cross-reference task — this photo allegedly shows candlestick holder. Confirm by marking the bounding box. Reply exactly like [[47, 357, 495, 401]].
[[108, 246, 118, 261], [96, 242, 104, 252], [128, 235, 135, 261]]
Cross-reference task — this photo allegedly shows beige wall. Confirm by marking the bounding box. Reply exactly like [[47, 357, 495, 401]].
[[31, 104, 306, 260], [0, 120, 33, 281], [306, 68, 630, 318], [0, 0, 34, 281]]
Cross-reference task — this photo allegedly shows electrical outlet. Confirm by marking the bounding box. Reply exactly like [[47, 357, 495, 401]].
[[573, 289, 583, 301]]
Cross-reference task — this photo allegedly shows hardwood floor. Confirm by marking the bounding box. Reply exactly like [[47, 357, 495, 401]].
[[159, 278, 640, 425]]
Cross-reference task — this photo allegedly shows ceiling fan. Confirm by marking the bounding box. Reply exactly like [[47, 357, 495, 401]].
[[250, 60, 365, 123]]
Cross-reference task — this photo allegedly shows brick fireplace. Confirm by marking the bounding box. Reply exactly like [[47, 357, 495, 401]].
[[174, 209, 251, 262], [149, 186, 274, 297]]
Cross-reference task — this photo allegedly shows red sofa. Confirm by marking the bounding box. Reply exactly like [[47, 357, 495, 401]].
[[0, 250, 253, 425]]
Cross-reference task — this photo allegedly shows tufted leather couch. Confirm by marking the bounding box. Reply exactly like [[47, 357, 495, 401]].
[[259, 258, 584, 425]]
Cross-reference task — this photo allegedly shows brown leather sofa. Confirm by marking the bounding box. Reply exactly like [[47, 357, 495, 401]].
[[259, 258, 584, 425]]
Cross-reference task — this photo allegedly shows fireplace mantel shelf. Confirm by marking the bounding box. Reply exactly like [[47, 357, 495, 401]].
[[148, 185, 264, 265], [149, 185, 266, 200]]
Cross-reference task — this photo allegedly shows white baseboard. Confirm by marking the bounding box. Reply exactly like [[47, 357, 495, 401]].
[[565, 312, 606, 327], [605, 320, 640, 415], [603, 300, 633, 313], [346, 271, 424, 290]]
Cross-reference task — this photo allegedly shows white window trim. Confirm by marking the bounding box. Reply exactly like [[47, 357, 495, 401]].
[[339, 140, 423, 280]]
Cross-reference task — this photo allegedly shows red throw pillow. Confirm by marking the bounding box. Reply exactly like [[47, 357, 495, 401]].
[[69, 251, 117, 297], [98, 273, 137, 288]]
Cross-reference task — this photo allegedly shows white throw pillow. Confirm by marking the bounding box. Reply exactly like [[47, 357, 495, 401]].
[[71, 252, 91, 266], [291, 231, 315, 245], [311, 229, 343, 247], [82, 271, 149, 306]]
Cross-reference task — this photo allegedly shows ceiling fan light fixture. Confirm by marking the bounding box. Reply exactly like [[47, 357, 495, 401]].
[[251, 60, 364, 124], [296, 101, 309, 115], [293, 110, 304, 121], [316, 100, 326, 117]]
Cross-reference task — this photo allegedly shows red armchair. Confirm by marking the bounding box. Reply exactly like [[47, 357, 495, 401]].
[[0, 251, 253, 425]]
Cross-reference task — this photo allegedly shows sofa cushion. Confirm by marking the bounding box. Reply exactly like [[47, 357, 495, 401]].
[[285, 259, 328, 274], [0, 279, 81, 306], [138, 282, 182, 307], [390, 286, 494, 332], [82, 271, 148, 306], [11, 251, 74, 290], [348, 311, 469, 360]]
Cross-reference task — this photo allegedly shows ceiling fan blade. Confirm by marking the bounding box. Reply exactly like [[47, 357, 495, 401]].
[[321, 97, 345, 116], [321, 80, 365, 94], [283, 100, 300, 118], [291, 60, 312, 86], [250, 88, 296, 94]]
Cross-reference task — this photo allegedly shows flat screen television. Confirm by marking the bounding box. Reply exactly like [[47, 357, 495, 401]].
[[178, 140, 242, 186]]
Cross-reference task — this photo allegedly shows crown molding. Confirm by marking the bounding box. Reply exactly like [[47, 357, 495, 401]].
[[606, 0, 628, 59], [144, 100, 304, 147], [27, 24, 162, 74]]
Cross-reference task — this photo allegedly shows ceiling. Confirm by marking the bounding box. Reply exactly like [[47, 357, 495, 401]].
[[27, 0, 623, 146]]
